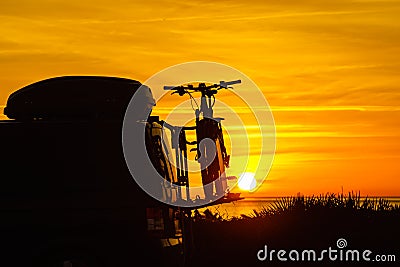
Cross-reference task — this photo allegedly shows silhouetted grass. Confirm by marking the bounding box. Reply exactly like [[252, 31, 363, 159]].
[[251, 191, 398, 218], [189, 192, 400, 267], [194, 191, 400, 222]]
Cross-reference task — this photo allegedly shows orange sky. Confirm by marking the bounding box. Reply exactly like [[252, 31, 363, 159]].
[[0, 0, 399, 197]]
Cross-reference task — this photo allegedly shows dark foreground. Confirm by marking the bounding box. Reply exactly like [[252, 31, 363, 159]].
[[187, 193, 400, 267]]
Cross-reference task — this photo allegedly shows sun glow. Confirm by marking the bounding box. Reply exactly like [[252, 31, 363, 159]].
[[237, 172, 257, 191]]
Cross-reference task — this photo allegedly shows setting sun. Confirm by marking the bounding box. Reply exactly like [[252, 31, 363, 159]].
[[237, 172, 257, 191]]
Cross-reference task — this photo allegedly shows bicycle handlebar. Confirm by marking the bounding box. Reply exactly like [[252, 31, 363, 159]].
[[163, 79, 241, 91]]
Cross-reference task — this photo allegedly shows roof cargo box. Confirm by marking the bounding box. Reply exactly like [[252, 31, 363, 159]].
[[4, 76, 155, 121]]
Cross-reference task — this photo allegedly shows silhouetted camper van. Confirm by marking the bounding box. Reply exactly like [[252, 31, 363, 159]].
[[0, 76, 184, 267]]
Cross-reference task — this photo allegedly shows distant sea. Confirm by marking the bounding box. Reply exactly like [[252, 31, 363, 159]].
[[197, 197, 400, 219]]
